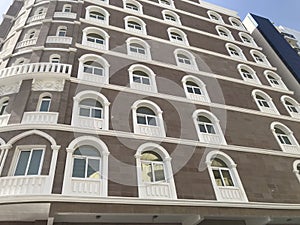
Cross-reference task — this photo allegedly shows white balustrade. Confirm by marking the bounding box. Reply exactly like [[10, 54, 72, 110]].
[[27, 13, 46, 23], [283, 145, 300, 154], [75, 116, 104, 130], [16, 38, 37, 49], [0, 176, 50, 196], [0, 114, 10, 127], [128, 52, 148, 60], [131, 83, 155, 92], [54, 12, 77, 19], [290, 112, 300, 119], [46, 36, 72, 44], [0, 62, 72, 79], [80, 73, 106, 84], [141, 183, 171, 199], [261, 107, 278, 115], [87, 17, 107, 25], [126, 27, 144, 34], [137, 124, 162, 137], [187, 93, 208, 102], [82, 40, 106, 50], [71, 178, 101, 196], [201, 133, 222, 144], [21, 112, 59, 124], [218, 186, 245, 202]]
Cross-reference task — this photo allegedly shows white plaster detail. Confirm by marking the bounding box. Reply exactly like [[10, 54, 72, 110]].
[[32, 79, 65, 92]]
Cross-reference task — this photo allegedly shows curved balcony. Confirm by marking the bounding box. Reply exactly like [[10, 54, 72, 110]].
[[46, 36, 72, 44], [0, 62, 72, 80], [21, 112, 59, 125], [27, 13, 46, 23], [54, 12, 77, 19], [16, 38, 37, 49]]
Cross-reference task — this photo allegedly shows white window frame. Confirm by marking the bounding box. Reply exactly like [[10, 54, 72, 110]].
[[0, 97, 9, 116], [193, 110, 227, 145], [250, 50, 271, 67], [293, 160, 300, 183], [126, 37, 151, 60], [281, 95, 300, 119], [135, 143, 177, 199], [167, 27, 189, 46], [37, 93, 52, 112], [86, 6, 110, 26], [237, 64, 261, 84], [271, 122, 300, 154], [207, 10, 224, 24], [56, 26, 67, 37], [174, 49, 198, 71], [71, 91, 110, 130], [82, 27, 109, 51], [162, 10, 181, 25], [229, 17, 244, 30], [78, 54, 110, 84], [49, 54, 61, 63], [206, 151, 248, 202], [24, 29, 38, 40], [182, 75, 210, 103], [239, 32, 257, 47], [216, 25, 233, 40], [62, 136, 110, 197], [35, 7, 46, 15], [63, 4, 72, 13], [132, 100, 166, 137], [128, 64, 157, 93], [123, 0, 143, 14], [159, 0, 175, 8], [252, 90, 279, 115], [226, 43, 246, 60], [124, 16, 147, 35], [264, 70, 287, 90]]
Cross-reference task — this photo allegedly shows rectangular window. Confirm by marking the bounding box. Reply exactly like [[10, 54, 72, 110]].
[[14, 149, 44, 176]]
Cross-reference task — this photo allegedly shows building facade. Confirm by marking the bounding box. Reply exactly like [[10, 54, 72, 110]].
[[0, 0, 299, 224], [277, 26, 300, 56]]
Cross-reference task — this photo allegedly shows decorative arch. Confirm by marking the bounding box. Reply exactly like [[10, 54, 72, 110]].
[[215, 25, 233, 40], [128, 64, 157, 92], [37, 92, 52, 112], [126, 37, 151, 60], [82, 27, 110, 50], [124, 16, 147, 35], [207, 10, 224, 23], [192, 109, 227, 145], [237, 64, 261, 84], [264, 70, 287, 90], [159, 0, 175, 8], [167, 27, 189, 46], [239, 32, 256, 46], [250, 50, 271, 66], [181, 75, 210, 102], [63, 136, 110, 197], [72, 90, 110, 130], [252, 89, 279, 115], [162, 10, 181, 25], [49, 54, 61, 63], [174, 48, 198, 70], [123, 0, 143, 14], [229, 17, 244, 29], [135, 142, 177, 199], [205, 150, 248, 202], [281, 95, 300, 118], [226, 43, 246, 60], [85, 6, 110, 25]]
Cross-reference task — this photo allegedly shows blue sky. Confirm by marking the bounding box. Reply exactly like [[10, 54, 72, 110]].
[[1, 0, 300, 30]]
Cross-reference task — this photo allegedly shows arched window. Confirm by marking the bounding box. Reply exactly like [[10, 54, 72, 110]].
[[281, 96, 300, 119], [132, 100, 166, 137], [174, 49, 198, 70], [264, 71, 287, 90], [56, 26, 67, 37], [86, 6, 110, 25], [182, 75, 210, 102], [128, 64, 157, 92], [193, 110, 227, 145], [271, 122, 300, 153], [78, 54, 110, 84], [208, 10, 224, 23], [25, 29, 38, 40], [72, 91, 110, 130], [237, 64, 261, 84], [293, 160, 300, 183], [216, 26, 233, 40], [250, 50, 271, 66], [63, 4, 72, 13], [0, 98, 9, 116], [162, 10, 181, 25], [50, 54, 60, 63], [62, 136, 110, 197], [167, 27, 189, 46], [123, 0, 143, 14], [37, 93, 52, 112], [159, 0, 175, 8], [229, 17, 244, 29], [206, 151, 248, 202], [82, 27, 109, 50], [135, 143, 177, 199], [124, 16, 147, 35], [239, 32, 256, 46], [226, 43, 245, 60], [14, 57, 29, 65], [126, 37, 151, 60], [35, 7, 46, 15], [252, 90, 279, 115]]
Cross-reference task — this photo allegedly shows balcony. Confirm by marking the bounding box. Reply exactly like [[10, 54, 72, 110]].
[[217, 186, 247, 202], [54, 12, 77, 19], [69, 178, 102, 196], [82, 39, 106, 50], [0, 114, 10, 127], [187, 93, 208, 102], [200, 133, 223, 145], [0, 62, 72, 80], [16, 38, 37, 49], [260, 107, 279, 115], [128, 52, 149, 60], [46, 36, 72, 44], [27, 13, 46, 23], [140, 182, 173, 199], [21, 112, 59, 124], [80, 72, 107, 84], [131, 82, 155, 93], [282, 144, 300, 154], [0, 176, 51, 196], [74, 116, 105, 130], [136, 124, 162, 137]]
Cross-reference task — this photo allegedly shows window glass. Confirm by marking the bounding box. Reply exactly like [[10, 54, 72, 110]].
[[14, 149, 43, 176]]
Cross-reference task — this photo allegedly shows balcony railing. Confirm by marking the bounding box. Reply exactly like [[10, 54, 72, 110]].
[[80, 72, 106, 84], [260, 107, 278, 115], [0, 176, 51, 196], [218, 186, 247, 202], [54, 12, 77, 19], [74, 116, 105, 130], [70, 178, 102, 196], [16, 38, 37, 49], [282, 144, 300, 154], [131, 82, 155, 93], [46, 36, 72, 44], [0, 114, 10, 127], [136, 124, 162, 137], [21, 112, 59, 124], [82, 39, 106, 50], [0, 62, 72, 79], [140, 182, 172, 199], [201, 133, 223, 145], [187, 93, 208, 102], [27, 13, 46, 23]]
